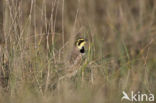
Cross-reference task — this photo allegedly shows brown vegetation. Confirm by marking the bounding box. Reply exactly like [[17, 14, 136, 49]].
[[0, 0, 156, 103]]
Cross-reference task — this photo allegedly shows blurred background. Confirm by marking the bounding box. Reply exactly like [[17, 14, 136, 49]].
[[0, 0, 156, 103]]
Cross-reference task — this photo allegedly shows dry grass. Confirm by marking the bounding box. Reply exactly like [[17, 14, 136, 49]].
[[0, 0, 156, 103]]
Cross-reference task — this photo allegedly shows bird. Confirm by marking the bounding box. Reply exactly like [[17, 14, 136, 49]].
[[69, 38, 87, 64], [59, 38, 87, 80]]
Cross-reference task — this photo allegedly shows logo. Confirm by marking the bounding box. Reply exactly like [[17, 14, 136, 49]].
[[122, 91, 154, 102]]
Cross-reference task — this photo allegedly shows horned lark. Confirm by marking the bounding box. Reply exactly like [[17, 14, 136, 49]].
[[59, 38, 87, 80]]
